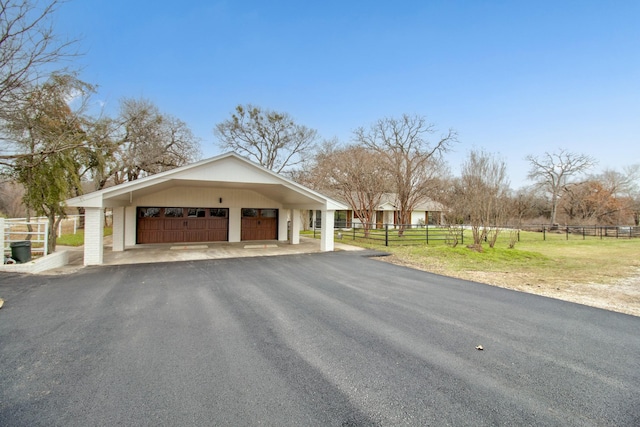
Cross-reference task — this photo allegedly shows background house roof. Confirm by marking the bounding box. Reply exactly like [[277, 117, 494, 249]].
[[331, 193, 445, 212]]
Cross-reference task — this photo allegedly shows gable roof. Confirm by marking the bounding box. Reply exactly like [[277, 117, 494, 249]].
[[65, 152, 347, 210]]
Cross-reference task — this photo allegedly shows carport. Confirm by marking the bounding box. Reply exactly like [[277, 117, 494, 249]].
[[65, 152, 345, 266]]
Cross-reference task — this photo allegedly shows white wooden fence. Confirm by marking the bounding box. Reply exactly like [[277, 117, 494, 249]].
[[1, 215, 84, 259]]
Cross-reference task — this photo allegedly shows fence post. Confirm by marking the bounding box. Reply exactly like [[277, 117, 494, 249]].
[[461, 227, 464, 245], [426, 225, 429, 244], [352, 227, 355, 240], [385, 224, 389, 247], [43, 221, 49, 256], [543, 226, 546, 241], [566, 226, 569, 240]]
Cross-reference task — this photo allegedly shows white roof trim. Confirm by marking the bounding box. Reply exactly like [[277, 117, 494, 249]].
[[65, 152, 346, 210]]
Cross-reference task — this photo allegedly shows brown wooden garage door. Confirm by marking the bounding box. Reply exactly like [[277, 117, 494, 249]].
[[137, 207, 228, 244], [241, 208, 277, 240]]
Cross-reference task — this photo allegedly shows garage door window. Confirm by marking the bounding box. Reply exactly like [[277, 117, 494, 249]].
[[164, 208, 184, 217], [242, 208, 258, 217], [210, 208, 228, 217], [139, 207, 160, 218], [187, 208, 206, 218]]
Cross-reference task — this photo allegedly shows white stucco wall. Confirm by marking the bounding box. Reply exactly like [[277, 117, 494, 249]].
[[112, 206, 125, 251], [133, 186, 279, 208]]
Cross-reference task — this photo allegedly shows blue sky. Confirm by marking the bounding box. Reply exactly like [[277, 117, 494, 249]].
[[55, 0, 640, 188]]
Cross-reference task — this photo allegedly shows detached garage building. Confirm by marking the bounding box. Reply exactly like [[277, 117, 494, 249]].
[[65, 152, 345, 266]]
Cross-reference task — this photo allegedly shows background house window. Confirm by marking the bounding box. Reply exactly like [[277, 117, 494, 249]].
[[334, 210, 352, 228]]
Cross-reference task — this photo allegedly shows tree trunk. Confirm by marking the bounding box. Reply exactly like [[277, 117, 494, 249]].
[[550, 193, 559, 226], [25, 209, 33, 240], [47, 213, 61, 254]]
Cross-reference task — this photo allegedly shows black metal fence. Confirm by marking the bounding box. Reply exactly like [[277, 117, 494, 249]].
[[522, 225, 640, 240], [314, 224, 464, 246], [310, 223, 640, 246]]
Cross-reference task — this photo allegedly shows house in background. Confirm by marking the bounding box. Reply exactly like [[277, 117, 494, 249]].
[[65, 152, 346, 266], [310, 193, 446, 229], [371, 194, 446, 228]]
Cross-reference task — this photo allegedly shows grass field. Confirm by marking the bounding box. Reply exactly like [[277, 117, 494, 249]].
[[378, 234, 640, 286], [330, 228, 640, 284]]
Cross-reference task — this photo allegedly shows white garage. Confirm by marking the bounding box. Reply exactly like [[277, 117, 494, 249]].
[[65, 152, 345, 265]]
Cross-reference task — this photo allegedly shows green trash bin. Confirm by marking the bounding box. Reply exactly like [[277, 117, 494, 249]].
[[10, 240, 32, 263]]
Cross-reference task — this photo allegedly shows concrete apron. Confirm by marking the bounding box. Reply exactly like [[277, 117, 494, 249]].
[[51, 236, 363, 272], [105, 237, 323, 265], [29, 237, 363, 275]]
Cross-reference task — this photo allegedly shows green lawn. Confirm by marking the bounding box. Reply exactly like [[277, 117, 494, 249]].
[[56, 227, 113, 247]]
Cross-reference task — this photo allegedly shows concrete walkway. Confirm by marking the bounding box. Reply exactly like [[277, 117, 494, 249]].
[[47, 236, 364, 274]]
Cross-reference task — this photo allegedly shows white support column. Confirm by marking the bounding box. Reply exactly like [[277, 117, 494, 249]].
[[290, 209, 300, 244], [228, 207, 241, 242], [84, 207, 104, 265], [278, 209, 288, 241], [124, 206, 136, 246], [112, 206, 125, 252], [320, 209, 335, 252]]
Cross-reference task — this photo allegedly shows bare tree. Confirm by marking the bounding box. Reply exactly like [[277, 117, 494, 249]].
[[526, 149, 596, 226], [112, 98, 201, 183], [578, 166, 640, 225], [312, 143, 390, 236], [446, 150, 510, 250], [0, 179, 25, 216], [0, 0, 78, 164], [353, 114, 456, 235], [214, 104, 318, 173], [506, 187, 545, 225]]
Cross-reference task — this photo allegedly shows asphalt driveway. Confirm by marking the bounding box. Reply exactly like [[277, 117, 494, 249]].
[[1, 251, 639, 426]]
